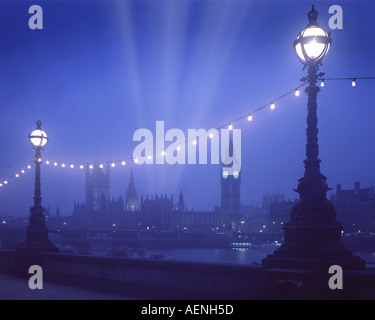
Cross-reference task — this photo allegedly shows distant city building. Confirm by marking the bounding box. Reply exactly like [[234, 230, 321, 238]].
[[330, 182, 375, 233], [85, 165, 110, 212], [62, 151, 375, 238], [263, 193, 285, 212], [125, 168, 139, 211], [140, 193, 174, 231], [267, 199, 298, 234], [175, 206, 222, 233], [221, 132, 241, 231], [263, 182, 375, 234], [240, 204, 266, 233], [177, 191, 186, 213], [48, 165, 375, 236], [71, 168, 223, 233]]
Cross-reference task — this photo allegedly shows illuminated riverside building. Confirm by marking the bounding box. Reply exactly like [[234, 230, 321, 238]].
[[71, 167, 224, 233]]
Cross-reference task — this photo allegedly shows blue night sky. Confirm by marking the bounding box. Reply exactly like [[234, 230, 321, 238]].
[[0, 0, 374, 216]]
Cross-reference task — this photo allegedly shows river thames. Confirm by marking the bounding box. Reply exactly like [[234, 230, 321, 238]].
[[93, 247, 375, 268], [147, 247, 273, 265]]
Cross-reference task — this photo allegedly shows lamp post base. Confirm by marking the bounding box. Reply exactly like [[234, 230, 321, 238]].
[[262, 224, 365, 299], [15, 245, 59, 279], [15, 222, 59, 278], [263, 224, 365, 268]]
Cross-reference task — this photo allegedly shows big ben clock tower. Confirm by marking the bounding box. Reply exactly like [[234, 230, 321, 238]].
[[220, 131, 241, 232]]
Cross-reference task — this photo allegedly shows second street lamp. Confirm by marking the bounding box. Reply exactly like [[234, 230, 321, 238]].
[[29, 120, 48, 216], [16, 121, 58, 276], [24, 120, 57, 248]]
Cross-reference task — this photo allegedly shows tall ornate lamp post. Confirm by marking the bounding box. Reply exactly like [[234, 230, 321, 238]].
[[262, 6, 364, 299], [16, 121, 58, 275]]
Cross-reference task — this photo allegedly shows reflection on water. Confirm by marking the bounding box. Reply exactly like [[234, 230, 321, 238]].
[[355, 252, 375, 267], [84, 247, 375, 267], [147, 247, 276, 265], [144, 249, 375, 267]]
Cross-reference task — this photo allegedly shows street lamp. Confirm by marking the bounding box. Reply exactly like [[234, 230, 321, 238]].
[[16, 121, 58, 261], [293, 7, 331, 65], [289, 5, 335, 225], [262, 6, 364, 298], [28, 121, 49, 228], [29, 123, 48, 148], [29, 121, 48, 212]]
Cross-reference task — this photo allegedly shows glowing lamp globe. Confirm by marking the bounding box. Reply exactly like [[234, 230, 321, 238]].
[[29, 121, 48, 148], [294, 6, 331, 64]]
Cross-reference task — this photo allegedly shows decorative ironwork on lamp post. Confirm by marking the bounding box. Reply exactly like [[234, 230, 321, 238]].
[[290, 5, 337, 226], [29, 121, 48, 230]]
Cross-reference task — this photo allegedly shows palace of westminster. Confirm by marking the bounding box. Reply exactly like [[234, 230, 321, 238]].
[[50, 161, 375, 235], [2, 138, 374, 235], [70, 161, 242, 233]]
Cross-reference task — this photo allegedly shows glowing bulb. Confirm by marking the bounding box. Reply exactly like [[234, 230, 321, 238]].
[[61, 163, 66, 168], [352, 79, 356, 87], [270, 102, 275, 110], [209, 132, 214, 139], [134, 158, 139, 164], [121, 160, 126, 166], [192, 140, 197, 145], [176, 145, 181, 151], [46, 160, 50, 165], [54, 162, 58, 167], [70, 164, 74, 169], [147, 155, 152, 160], [80, 164, 84, 169], [295, 89, 300, 96], [99, 163, 104, 169], [228, 123, 233, 131], [37, 158, 42, 163], [111, 162, 115, 168], [247, 114, 253, 122], [0, 183, 2, 187], [89, 164, 94, 169], [21, 170, 25, 174], [15, 173, 19, 178], [4, 181, 8, 185], [320, 80, 325, 87], [27, 164, 31, 169]]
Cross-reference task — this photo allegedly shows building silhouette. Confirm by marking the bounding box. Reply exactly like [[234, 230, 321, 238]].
[[220, 131, 241, 231], [267, 198, 298, 233], [70, 165, 227, 233], [177, 191, 186, 213], [125, 168, 139, 211], [330, 182, 375, 233], [73, 166, 139, 228], [262, 192, 285, 212], [140, 193, 174, 231], [263, 182, 375, 235], [85, 165, 110, 212]]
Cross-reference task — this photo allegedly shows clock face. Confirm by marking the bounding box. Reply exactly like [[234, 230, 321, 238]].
[[233, 171, 239, 179], [222, 171, 228, 179]]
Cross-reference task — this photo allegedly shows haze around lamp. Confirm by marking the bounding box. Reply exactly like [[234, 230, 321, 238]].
[[29, 121, 48, 148], [293, 6, 331, 64]]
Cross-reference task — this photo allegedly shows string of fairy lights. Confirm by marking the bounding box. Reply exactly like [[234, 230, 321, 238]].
[[0, 76, 374, 189], [319, 76, 375, 88]]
